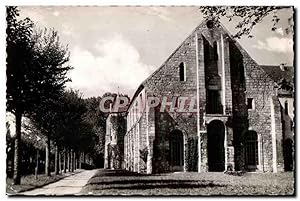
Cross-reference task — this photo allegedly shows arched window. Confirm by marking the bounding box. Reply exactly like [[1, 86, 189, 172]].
[[179, 62, 185, 81], [285, 101, 288, 115]]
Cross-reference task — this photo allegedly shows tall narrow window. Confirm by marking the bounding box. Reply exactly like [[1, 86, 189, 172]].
[[247, 98, 254, 110], [213, 41, 218, 60], [179, 62, 185, 81], [285, 101, 288, 115]]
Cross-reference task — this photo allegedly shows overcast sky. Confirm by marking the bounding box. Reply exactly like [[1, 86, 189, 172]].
[[19, 6, 294, 98]]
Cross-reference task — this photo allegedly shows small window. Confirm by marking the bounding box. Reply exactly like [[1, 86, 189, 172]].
[[179, 62, 185, 81], [285, 101, 288, 115], [213, 42, 218, 60], [247, 98, 255, 110]]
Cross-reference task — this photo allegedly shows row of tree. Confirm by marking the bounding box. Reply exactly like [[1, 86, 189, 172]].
[[6, 6, 106, 185]]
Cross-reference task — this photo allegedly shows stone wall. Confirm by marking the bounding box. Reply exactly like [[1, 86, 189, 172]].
[[122, 19, 287, 174], [104, 113, 127, 170], [279, 97, 294, 171], [143, 32, 199, 173]]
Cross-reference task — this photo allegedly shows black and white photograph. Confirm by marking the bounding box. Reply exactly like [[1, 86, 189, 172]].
[[5, 5, 295, 196]]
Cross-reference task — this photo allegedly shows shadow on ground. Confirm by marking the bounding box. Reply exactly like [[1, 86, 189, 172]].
[[81, 169, 294, 196], [86, 169, 224, 190]]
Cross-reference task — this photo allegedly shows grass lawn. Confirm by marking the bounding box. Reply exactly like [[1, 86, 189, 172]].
[[6, 170, 81, 195], [82, 169, 294, 196]]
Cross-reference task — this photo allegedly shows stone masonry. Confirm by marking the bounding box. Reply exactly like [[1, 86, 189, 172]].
[[105, 19, 294, 174]]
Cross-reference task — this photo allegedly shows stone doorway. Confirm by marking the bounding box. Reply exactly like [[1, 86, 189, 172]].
[[169, 130, 184, 172], [244, 131, 258, 171], [207, 120, 225, 172]]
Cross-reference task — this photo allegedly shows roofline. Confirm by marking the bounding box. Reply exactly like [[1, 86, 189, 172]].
[[140, 19, 209, 87], [127, 19, 209, 112], [127, 19, 290, 112], [126, 84, 144, 112]]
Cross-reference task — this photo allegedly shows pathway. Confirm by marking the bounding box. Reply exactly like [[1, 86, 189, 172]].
[[21, 169, 98, 196]]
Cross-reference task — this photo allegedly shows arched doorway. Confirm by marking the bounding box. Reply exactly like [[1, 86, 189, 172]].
[[244, 131, 258, 171], [169, 130, 184, 171], [207, 120, 225, 172], [284, 139, 293, 171]]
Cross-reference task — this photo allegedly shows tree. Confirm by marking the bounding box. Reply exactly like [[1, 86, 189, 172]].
[[6, 6, 71, 184], [199, 6, 294, 38], [31, 97, 63, 176], [6, 6, 34, 185], [60, 90, 88, 171], [57, 90, 100, 171], [31, 89, 100, 175], [84, 96, 106, 164]]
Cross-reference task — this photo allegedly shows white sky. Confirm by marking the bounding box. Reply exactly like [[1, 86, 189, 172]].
[[19, 6, 294, 98]]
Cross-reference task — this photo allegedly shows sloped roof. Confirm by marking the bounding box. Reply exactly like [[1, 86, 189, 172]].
[[260, 65, 294, 84], [127, 19, 294, 109], [139, 18, 263, 89]]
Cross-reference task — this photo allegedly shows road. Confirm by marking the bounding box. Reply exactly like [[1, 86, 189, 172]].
[[21, 169, 98, 196]]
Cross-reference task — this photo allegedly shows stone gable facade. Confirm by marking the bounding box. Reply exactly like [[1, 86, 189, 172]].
[[104, 19, 294, 174]]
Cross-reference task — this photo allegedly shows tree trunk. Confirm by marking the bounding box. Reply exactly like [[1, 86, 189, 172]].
[[13, 111, 22, 185], [59, 151, 62, 174], [67, 149, 71, 172], [73, 151, 75, 171], [75, 152, 77, 170], [76, 153, 79, 169], [54, 145, 59, 175], [63, 147, 66, 173], [35, 149, 39, 180], [74, 154, 76, 170], [70, 149, 73, 172], [74, 152, 77, 170], [79, 152, 82, 169], [67, 149, 70, 172], [45, 133, 51, 176], [83, 152, 85, 164]]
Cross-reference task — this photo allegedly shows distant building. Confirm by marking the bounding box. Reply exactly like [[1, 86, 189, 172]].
[[106, 19, 294, 174], [104, 95, 128, 169]]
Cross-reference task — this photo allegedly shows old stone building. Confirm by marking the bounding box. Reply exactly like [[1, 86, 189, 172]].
[[104, 96, 128, 170], [105, 19, 294, 174]]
